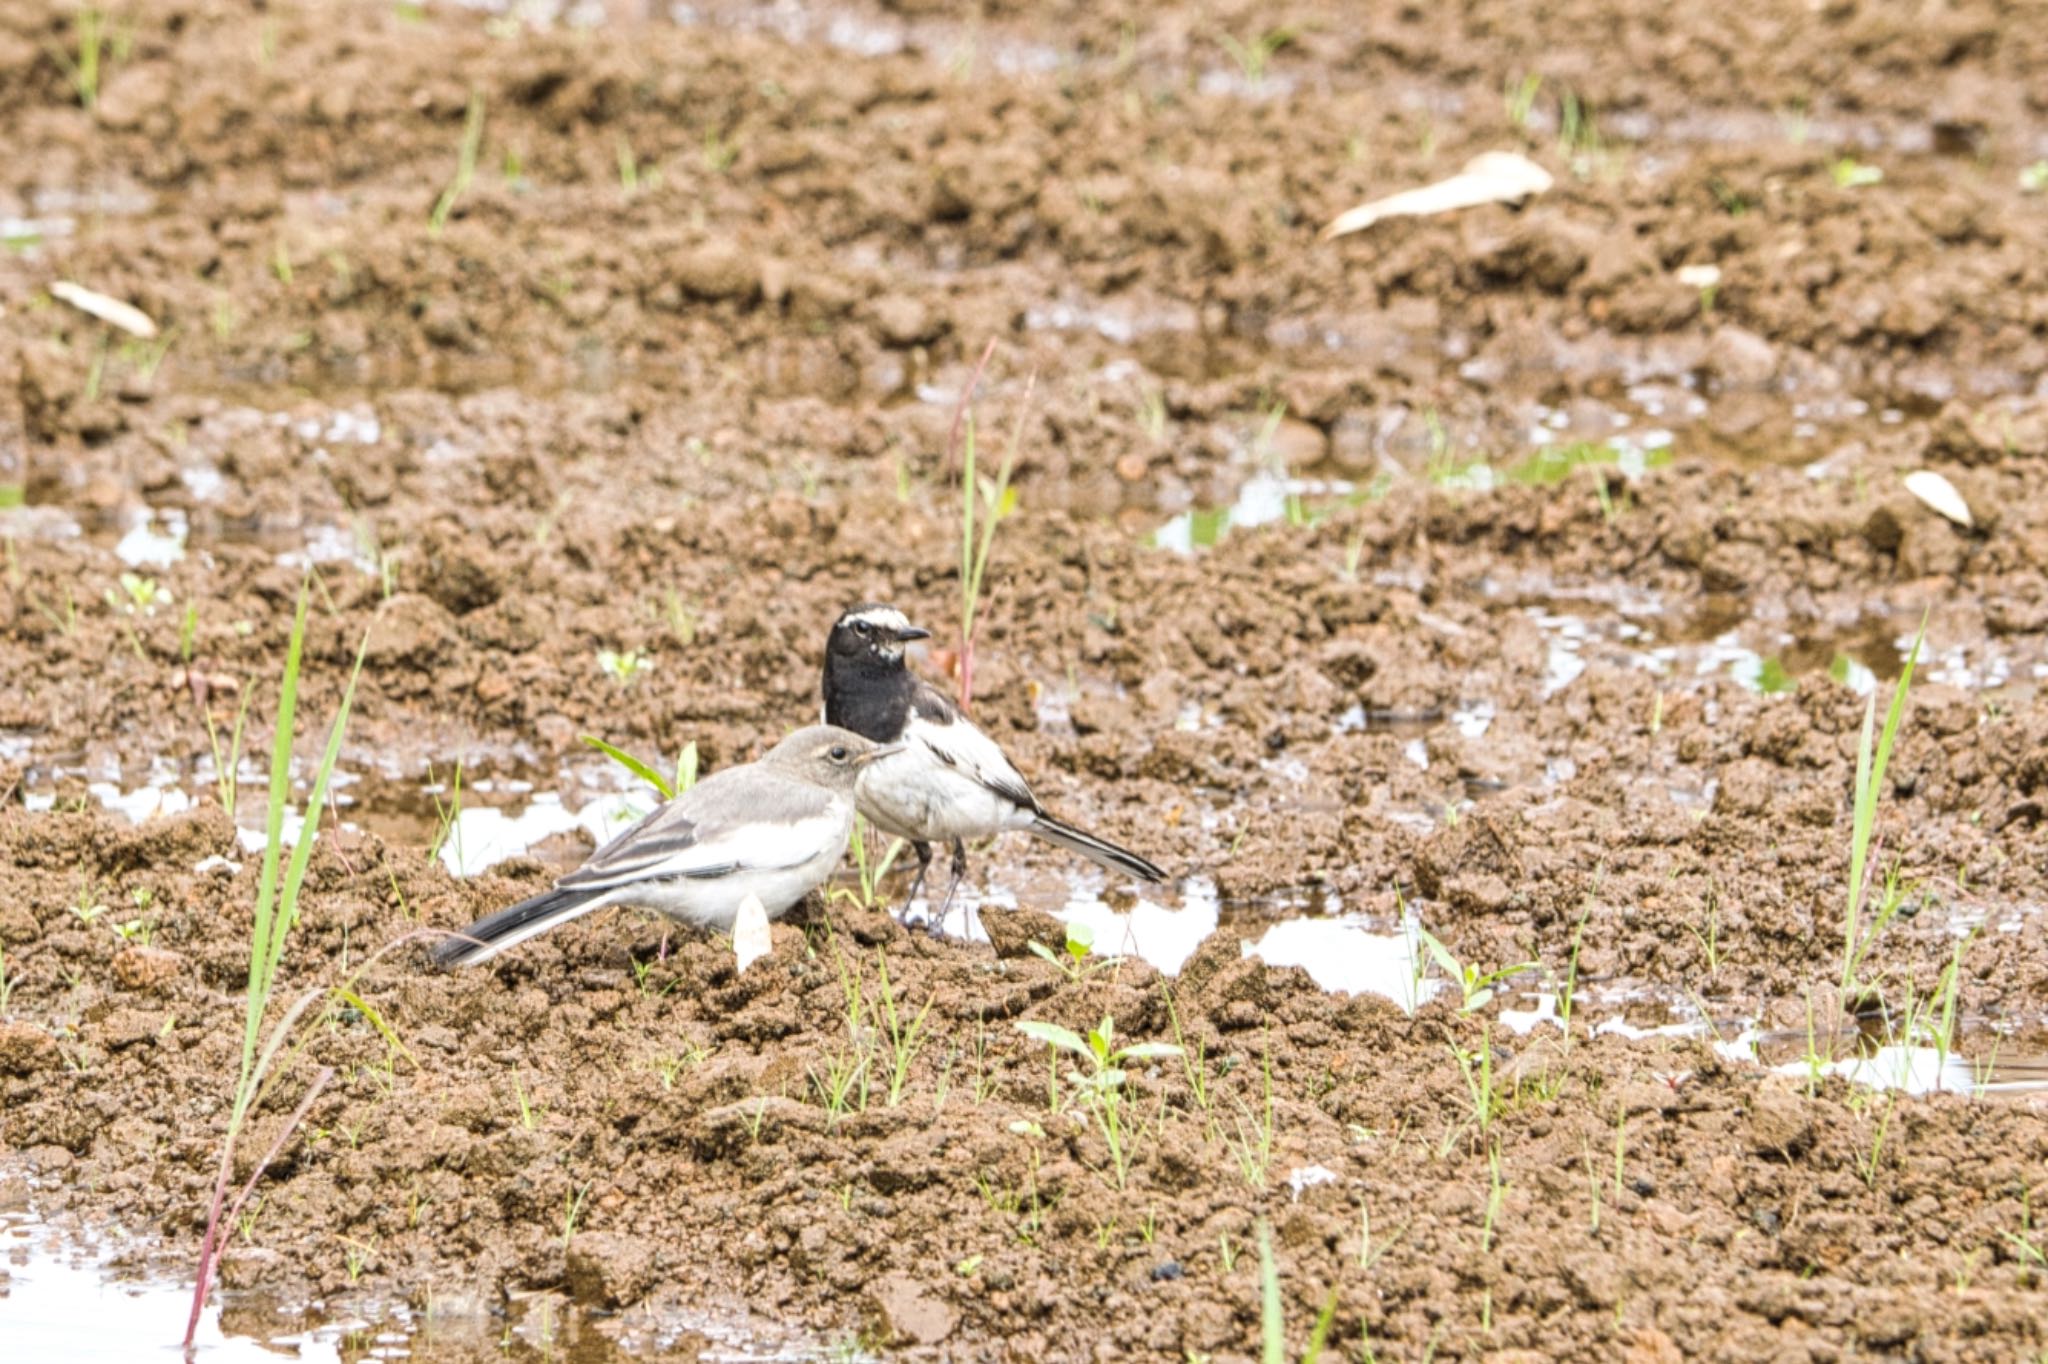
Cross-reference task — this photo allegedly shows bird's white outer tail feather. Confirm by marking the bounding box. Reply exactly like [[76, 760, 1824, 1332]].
[[1025, 814, 1166, 883], [434, 886, 613, 968]]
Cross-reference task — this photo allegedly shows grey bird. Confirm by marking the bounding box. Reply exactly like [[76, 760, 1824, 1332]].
[[433, 725, 898, 967], [820, 603, 1166, 908]]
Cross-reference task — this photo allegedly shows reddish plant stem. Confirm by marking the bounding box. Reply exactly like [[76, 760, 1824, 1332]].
[[943, 337, 999, 480], [183, 1065, 335, 1347]]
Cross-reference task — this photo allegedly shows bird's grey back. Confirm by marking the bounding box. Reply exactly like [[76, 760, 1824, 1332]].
[[557, 758, 851, 893]]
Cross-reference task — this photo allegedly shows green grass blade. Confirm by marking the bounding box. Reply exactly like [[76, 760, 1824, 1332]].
[[1258, 1220, 1283, 1364], [1302, 1287, 1339, 1363], [241, 590, 309, 1092], [275, 637, 366, 949], [580, 734, 675, 799], [1014, 1020, 1090, 1057], [335, 986, 418, 1070], [1842, 614, 1925, 991]]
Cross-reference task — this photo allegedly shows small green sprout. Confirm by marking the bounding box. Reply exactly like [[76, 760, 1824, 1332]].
[[1218, 27, 1294, 84], [1415, 925, 1538, 1012], [597, 648, 653, 687], [1015, 1015, 1181, 1189], [108, 572, 171, 616], [1027, 920, 1113, 982]]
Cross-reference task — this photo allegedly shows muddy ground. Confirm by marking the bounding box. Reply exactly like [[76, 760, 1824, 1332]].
[[4, 0, 2048, 1359]]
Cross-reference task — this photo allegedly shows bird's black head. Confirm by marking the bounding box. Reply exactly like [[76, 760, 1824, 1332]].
[[826, 604, 931, 668], [823, 604, 932, 739]]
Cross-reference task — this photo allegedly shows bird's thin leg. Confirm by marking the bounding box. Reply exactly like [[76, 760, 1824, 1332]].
[[929, 839, 970, 936], [900, 841, 934, 922]]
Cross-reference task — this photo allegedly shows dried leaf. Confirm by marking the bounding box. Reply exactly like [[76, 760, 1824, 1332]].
[[50, 280, 158, 338], [1322, 152, 1554, 240], [1902, 470, 1972, 528], [733, 893, 772, 974]]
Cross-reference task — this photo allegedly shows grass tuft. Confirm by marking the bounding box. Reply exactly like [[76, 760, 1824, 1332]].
[[1840, 616, 1926, 996], [185, 584, 366, 1346]]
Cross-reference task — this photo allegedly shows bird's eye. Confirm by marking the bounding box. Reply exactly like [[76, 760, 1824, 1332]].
[[829, 744, 849, 762], [853, 622, 871, 636]]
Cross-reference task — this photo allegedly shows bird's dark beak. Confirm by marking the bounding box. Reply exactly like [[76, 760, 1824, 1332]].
[[857, 742, 905, 765], [893, 625, 932, 643]]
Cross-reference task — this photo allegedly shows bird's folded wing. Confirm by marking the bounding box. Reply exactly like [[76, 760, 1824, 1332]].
[[907, 685, 1040, 812], [557, 772, 844, 892]]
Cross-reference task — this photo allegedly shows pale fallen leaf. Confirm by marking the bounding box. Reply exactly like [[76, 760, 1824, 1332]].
[[1902, 470, 1972, 528], [733, 892, 772, 973], [49, 280, 158, 338], [1322, 151, 1554, 241], [1287, 1164, 1340, 1201]]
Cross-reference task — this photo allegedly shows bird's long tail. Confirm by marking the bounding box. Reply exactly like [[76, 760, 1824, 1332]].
[[432, 886, 606, 968], [1026, 814, 1166, 883]]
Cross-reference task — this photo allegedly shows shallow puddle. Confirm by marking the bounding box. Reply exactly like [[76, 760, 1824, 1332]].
[[0, 1204, 837, 1362]]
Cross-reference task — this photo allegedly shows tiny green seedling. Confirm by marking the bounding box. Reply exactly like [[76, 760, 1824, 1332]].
[[1504, 73, 1543, 129], [49, 6, 112, 110], [1830, 156, 1883, 189], [1840, 616, 1925, 995], [702, 125, 739, 173], [1027, 920, 1114, 982], [2022, 161, 2048, 194], [834, 814, 906, 911], [429, 90, 486, 238], [1015, 1015, 1180, 1189], [596, 648, 653, 688], [427, 760, 464, 867], [1415, 924, 1538, 1012], [108, 572, 171, 615], [1256, 1220, 1339, 1364], [1218, 27, 1294, 85]]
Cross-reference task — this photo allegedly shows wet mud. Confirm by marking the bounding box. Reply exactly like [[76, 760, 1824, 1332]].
[[4, 0, 2048, 1359]]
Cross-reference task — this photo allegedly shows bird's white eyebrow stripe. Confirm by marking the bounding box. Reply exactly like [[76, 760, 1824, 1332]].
[[845, 607, 913, 631]]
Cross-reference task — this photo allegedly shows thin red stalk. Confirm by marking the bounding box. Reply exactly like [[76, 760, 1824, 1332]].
[[943, 337, 999, 480], [184, 1065, 334, 1346]]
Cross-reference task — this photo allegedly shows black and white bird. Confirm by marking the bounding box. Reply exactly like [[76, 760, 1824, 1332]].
[[821, 603, 1165, 907], [433, 725, 897, 967]]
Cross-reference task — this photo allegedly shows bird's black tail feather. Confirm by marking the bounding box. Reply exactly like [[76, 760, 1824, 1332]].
[[1027, 814, 1166, 883], [432, 886, 601, 968]]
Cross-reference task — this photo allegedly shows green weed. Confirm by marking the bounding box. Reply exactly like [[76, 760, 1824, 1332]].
[[426, 761, 463, 867], [1226, 1036, 1277, 1189], [582, 733, 696, 800], [49, 7, 109, 110], [1416, 924, 1537, 1012], [1219, 27, 1294, 85], [873, 949, 933, 1108], [1016, 1014, 1180, 1190], [203, 682, 252, 823], [428, 90, 486, 237], [184, 585, 366, 1347], [1841, 618, 1925, 995], [1028, 920, 1114, 983], [1256, 1220, 1339, 1363], [597, 647, 653, 687]]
